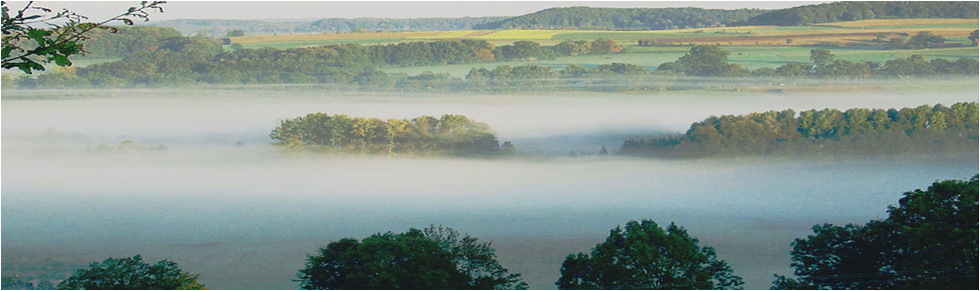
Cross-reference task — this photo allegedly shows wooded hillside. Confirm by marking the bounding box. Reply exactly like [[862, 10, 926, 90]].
[[739, 1, 979, 26]]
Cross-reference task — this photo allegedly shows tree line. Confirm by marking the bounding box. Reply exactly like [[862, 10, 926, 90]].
[[738, 1, 979, 26], [13, 176, 976, 290], [270, 113, 512, 157], [621, 102, 979, 158], [657, 44, 979, 78]]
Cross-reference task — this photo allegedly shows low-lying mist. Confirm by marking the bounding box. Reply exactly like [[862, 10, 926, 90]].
[[3, 83, 978, 289]]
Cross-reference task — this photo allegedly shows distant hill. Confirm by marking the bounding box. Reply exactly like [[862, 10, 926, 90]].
[[739, 1, 980, 26], [150, 17, 506, 37], [473, 6, 767, 30]]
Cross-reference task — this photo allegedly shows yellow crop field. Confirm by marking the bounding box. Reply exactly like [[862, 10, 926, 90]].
[[820, 18, 978, 28], [473, 30, 560, 40], [405, 30, 488, 39]]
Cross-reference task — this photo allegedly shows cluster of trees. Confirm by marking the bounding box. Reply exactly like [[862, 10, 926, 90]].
[[474, 6, 765, 30], [883, 31, 948, 50], [48, 176, 977, 289], [773, 175, 978, 289], [657, 45, 748, 77], [739, 1, 979, 26], [270, 113, 511, 157], [553, 38, 623, 56], [621, 102, 979, 158]]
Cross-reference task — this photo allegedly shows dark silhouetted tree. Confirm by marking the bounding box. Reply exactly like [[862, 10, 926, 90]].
[[556, 219, 743, 289], [773, 175, 979, 289], [297, 226, 527, 290], [57, 255, 205, 290]]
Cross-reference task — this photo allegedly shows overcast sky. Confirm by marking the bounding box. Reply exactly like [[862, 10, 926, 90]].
[[10, 1, 831, 22]]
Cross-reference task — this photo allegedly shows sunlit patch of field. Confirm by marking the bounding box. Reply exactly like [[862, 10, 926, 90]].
[[473, 29, 561, 40], [405, 30, 488, 39]]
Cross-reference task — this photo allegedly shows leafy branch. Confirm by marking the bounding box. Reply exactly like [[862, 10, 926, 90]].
[[1, 1, 165, 74]]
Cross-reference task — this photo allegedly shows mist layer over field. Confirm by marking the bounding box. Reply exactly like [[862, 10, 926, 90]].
[[3, 83, 978, 289]]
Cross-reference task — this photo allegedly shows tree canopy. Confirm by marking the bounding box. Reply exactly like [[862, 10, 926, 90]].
[[772, 175, 979, 289], [657, 45, 748, 77], [556, 219, 743, 289], [270, 113, 507, 157], [57, 255, 205, 290], [297, 226, 527, 290]]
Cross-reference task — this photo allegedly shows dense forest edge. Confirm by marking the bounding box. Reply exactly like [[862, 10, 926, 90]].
[[621, 102, 980, 158]]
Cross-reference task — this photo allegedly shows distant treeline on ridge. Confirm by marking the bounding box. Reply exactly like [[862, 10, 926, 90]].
[[621, 102, 980, 158], [739, 1, 979, 26], [474, 7, 765, 30]]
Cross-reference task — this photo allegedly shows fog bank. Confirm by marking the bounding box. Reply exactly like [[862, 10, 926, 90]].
[[3, 85, 978, 289]]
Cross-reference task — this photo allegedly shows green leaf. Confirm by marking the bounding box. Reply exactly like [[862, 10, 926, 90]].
[[1, 46, 13, 59], [51, 54, 71, 66], [26, 29, 52, 42]]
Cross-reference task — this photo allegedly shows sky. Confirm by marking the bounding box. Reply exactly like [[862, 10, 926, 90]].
[[12, 1, 831, 22]]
